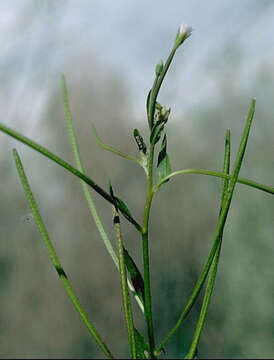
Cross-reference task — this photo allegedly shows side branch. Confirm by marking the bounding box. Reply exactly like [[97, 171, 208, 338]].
[[153, 168, 274, 195], [0, 123, 142, 232]]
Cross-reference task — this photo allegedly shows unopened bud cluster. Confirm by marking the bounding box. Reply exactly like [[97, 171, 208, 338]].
[[159, 106, 170, 123]]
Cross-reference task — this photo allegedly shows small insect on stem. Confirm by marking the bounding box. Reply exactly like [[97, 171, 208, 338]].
[[133, 129, 147, 155]]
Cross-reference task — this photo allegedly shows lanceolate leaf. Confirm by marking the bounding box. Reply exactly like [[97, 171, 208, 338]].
[[0, 123, 142, 232], [111, 183, 136, 358], [134, 327, 149, 359], [158, 152, 171, 182], [157, 134, 172, 182], [109, 184, 144, 307], [156, 99, 257, 355], [146, 89, 152, 127], [123, 246, 145, 306], [115, 196, 133, 219], [108, 181, 133, 219], [150, 120, 165, 145]]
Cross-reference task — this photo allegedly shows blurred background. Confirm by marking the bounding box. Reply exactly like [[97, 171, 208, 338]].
[[1, 0, 274, 358]]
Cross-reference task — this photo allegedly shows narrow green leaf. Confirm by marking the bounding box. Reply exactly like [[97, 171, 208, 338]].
[[149, 120, 165, 145], [0, 122, 142, 232], [13, 148, 114, 359], [91, 124, 141, 165], [62, 74, 119, 285], [158, 152, 171, 181], [157, 134, 167, 166], [62, 76, 144, 315], [153, 168, 274, 196], [186, 129, 231, 359], [108, 181, 133, 219], [108, 181, 115, 202], [134, 327, 149, 359], [124, 246, 145, 306], [111, 188, 136, 359], [115, 196, 133, 219], [155, 102, 162, 111], [146, 89, 151, 118], [221, 129, 231, 207], [157, 99, 256, 353], [157, 134, 172, 182]]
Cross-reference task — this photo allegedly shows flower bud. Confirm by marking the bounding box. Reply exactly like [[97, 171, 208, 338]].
[[174, 23, 192, 48], [160, 106, 171, 122]]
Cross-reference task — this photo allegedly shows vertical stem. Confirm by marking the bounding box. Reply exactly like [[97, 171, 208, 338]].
[[143, 42, 179, 358], [142, 145, 156, 358], [148, 48, 177, 128]]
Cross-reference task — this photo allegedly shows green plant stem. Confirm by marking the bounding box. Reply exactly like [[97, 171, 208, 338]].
[[144, 43, 181, 358], [186, 242, 222, 359], [186, 129, 230, 359], [113, 206, 136, 359], [142, 144, 156, 358], [147, 77, 159, 130], [153, 168, 274, 195], [13, 148, 114, 359], [90, 124, 142, 166], [62, 75, 144, 313], [155, 234, 220, 355], [148, 47, 177, 128], [0, 122, 142, 232], [62, 76, 117, 262], [157, 99, 256, 354]]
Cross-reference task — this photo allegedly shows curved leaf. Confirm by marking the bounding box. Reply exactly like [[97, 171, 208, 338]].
[[134, 328, 149, 359], [123, 246, 145, 306], [157, 134, 172, 182]]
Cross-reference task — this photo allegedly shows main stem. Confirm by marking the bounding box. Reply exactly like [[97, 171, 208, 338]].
[[148, 48, 176, 129], [142, 144, 156, 358], [143, 44, 178, 358]]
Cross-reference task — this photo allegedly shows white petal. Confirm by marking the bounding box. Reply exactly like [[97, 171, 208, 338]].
[[179, 24, 192, 38]]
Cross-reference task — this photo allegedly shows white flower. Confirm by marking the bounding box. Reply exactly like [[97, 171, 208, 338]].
[[174, 23, 193, 48], [179, 24, 192, 39]]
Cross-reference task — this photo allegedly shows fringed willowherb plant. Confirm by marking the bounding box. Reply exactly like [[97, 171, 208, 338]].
[[1, 24, 274, 359]]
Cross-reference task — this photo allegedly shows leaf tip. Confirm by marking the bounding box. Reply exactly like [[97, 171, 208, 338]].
[[61, 74, 66, 88], [108, 180, 113, 196], [12, 148, 19, 159], [90, 124, 98, 138]]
